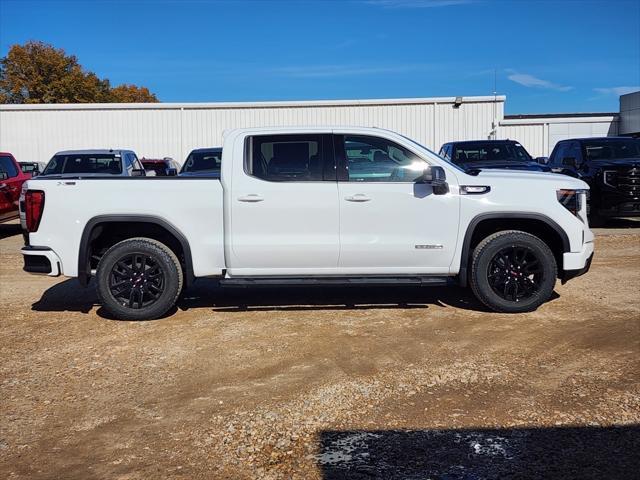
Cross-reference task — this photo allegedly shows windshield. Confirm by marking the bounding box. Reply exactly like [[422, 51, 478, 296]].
[[452, 142, 532, 163], [181, 150, 222, 173], [142, 162, 170, 176], [582, 139, 640, 161], [20, 163, 38, 173], [43, 154, 122, 175], [399, 135, 467, 173]]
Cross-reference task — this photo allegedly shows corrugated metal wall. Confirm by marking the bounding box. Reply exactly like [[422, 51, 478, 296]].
[[499, 116, 619, 158], [0, 96, 504, 164]]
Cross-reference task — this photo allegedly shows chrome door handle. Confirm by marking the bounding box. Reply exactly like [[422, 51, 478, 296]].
[[238, 194, 264, 202], [345, 194, 371, 202]]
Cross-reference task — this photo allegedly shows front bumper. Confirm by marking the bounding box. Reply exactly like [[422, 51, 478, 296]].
[[561, 241, 594, 284], [21, 246, 61, 276]]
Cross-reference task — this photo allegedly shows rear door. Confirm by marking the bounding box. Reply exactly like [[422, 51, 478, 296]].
[[228, 133, 339, 275], [335, 134, 460, 274]]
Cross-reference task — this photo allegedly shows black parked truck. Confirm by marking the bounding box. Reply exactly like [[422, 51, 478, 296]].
[[548, 137, 640, 224]]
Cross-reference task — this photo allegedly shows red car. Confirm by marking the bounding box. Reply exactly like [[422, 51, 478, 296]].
[[1, 152, 31, 223]]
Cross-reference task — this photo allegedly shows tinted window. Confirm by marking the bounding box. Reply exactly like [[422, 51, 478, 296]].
[[344, 135, 427, 182], [246, 135, 326, 182], [452, 142, 532, 163], [182, 150, 222, 173], [581, 138, 640, 161], [43, 154, 122, 175], [0, 155, 19, 178], [550, 142, 568, 167]]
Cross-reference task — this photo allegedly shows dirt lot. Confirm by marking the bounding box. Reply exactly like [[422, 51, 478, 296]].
[[1, 220, 639, 479]]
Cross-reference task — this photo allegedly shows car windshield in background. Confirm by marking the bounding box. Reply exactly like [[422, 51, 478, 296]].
[[142, 162, 169, 176], [20, 163, 38, 173], [453, 143, 532, 163], [181, 151, 222, 173], [582, 139, 640, 161], [43, 154, 122, 175]]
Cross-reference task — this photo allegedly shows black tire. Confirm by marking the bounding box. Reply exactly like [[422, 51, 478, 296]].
[[470, 230, 557, 313], [96, 237, 183, 320]]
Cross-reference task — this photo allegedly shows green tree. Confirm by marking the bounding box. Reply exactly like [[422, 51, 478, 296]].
[[0, 41, 158, 104]]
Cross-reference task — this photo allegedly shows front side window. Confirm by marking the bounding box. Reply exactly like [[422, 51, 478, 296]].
[[344, 135, 427, 182], [43, 154, 122, 175], [0, 156, 19, 178], [246, 135, 327, 182]]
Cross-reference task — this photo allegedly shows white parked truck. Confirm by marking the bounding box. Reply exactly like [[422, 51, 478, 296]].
[[20, 127, 594, 320]]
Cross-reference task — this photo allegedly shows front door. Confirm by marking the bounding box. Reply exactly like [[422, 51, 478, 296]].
[[228, 133, 339, 275], [335, 134, 460, 275]]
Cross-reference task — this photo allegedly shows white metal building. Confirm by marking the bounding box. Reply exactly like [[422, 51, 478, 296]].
[[498, 113, 619, 158], [0, 96, 504, 164], [619, 91, 640, 136], [0, 94, 624, 164]]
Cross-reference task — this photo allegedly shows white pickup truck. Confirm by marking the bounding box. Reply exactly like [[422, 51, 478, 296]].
[[20, 127, 594, 320]]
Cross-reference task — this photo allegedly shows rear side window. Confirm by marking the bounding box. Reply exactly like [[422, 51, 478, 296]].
[[0, 155, 19, 178], [43, 154, 122, 175], [246, 135, 329, 182]]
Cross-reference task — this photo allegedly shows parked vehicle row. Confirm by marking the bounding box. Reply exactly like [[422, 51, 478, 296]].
[[19, 126, 594, 320]]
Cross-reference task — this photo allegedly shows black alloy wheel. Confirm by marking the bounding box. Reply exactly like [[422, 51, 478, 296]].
[[470, 230, 557, 313], [487, 246, 543, 302], [96, 237, 183, 320], [109, 254, 165, 309]]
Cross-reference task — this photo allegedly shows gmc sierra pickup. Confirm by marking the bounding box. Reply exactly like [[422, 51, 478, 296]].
[[20, 127, 594, 320]]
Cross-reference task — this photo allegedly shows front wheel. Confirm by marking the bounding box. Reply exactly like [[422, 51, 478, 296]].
[[96, 238, 183, 320], [470, 231, 557, 313]]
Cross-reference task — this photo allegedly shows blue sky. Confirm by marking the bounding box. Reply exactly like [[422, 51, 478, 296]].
[[0, 0, 638, 113]]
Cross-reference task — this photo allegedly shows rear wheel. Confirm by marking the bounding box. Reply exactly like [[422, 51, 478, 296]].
[[96, 238, 183, 320], [470, 231, 557, 313]]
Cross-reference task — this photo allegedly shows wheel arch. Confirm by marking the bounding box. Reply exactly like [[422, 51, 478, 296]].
[[78, 214, 194, 287], [458, 212, 570, 287]]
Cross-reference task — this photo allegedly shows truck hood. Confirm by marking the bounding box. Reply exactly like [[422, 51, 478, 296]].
[[582, 158, 640, 169], [461, 160, 549, 172], [472, 169, 589, 190]]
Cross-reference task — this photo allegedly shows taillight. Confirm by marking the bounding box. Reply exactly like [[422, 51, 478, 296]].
[[25, 190, 45, 232]]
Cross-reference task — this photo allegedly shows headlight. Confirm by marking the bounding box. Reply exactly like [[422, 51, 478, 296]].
[[557, 189, 589, 221]]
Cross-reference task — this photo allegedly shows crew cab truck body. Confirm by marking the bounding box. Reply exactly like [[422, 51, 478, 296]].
[[20, 127, 594, 320]]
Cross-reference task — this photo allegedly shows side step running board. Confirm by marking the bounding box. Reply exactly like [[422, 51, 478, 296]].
[[219, 276, 450, 287]]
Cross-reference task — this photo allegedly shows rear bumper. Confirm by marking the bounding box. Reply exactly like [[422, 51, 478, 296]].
[[21, 246, 61, 276], [561, 242, 594, 284]]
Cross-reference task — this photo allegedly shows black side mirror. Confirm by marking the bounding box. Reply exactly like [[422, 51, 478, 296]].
[[562, 156, 577, 168], [417, 166, 448, 194], [31, 170, 39, 177], [419, 165, 446, 184], [535, 157, 549, 165], [131, 168, 146, 177], [166, 168, 178, 176]]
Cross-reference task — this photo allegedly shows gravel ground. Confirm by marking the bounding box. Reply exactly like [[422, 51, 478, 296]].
[[1, 220, 639, 479]]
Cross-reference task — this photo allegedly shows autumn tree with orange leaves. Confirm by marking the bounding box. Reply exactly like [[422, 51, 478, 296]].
[[0, 41, 158, 104]]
